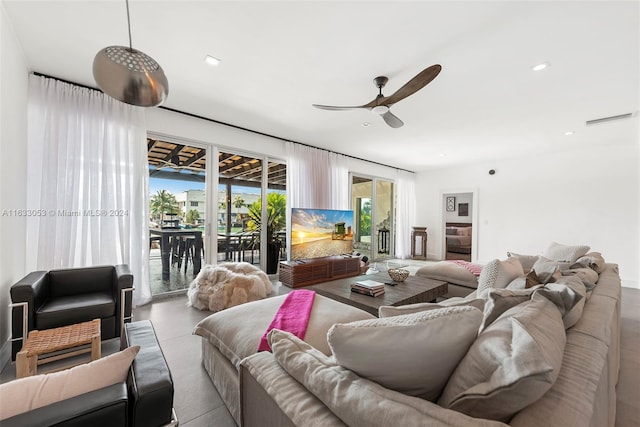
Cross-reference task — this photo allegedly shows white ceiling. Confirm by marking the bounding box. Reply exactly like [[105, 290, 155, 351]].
[[4, 0, 639, 172]]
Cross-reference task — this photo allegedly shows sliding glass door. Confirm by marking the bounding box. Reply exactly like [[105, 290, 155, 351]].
[[351, 175, 395, 261], [148, 138, 207, 295], [147, 137, 287, 296]]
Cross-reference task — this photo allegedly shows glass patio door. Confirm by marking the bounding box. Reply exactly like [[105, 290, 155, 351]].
[[351, 175, 395, 261], [148, 138, 207, 295]]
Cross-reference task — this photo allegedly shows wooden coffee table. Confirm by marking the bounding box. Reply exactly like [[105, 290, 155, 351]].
[[16, 319, 101, 378], [308, 272, 447, 316]]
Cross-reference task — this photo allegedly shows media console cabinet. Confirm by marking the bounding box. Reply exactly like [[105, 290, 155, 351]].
[[278, 255, 361, 288]]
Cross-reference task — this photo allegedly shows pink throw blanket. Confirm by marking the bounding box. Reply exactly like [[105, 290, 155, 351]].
[[447, 260, 484, 276], [257, 289, 316, 352]]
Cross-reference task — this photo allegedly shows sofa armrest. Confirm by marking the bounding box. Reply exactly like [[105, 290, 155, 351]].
[[115, 264, 134, 332], [242, 352, 509, 427], [240, 352, 348, 427], [10, 271, 49, 359], [1, 382, 128, 427], [122, 320, 174, 427]]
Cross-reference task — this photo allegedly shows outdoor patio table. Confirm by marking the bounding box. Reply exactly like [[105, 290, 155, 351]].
[[150, 228, 203, 280]]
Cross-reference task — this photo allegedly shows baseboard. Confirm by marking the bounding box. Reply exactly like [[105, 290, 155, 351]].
[[0, 337, 11, 375]]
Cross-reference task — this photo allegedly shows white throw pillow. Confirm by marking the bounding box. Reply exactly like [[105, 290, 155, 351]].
[[378, 298, 484, 318], [439, 297, 566, 422], [327, 306, 482, 401], [0, 346, 140, 420], [543, 242, 590, 263], [476, 258, 524, 297]]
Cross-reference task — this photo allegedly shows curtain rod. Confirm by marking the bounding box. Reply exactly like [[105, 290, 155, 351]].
[[32, 72, 414, 174]]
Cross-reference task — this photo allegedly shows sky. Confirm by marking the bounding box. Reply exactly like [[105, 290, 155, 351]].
[[148, 177, 261, 197]]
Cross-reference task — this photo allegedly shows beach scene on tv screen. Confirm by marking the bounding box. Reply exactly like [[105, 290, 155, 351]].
[[291, 208, 354, 260]]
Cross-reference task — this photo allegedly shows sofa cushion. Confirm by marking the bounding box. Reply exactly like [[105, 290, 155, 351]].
[[378, 298, 484, 318], [48, 266, 115, 297], [35, 292, 115, 330], [415, 261, 479, 288], [439, 296, 566, 422], [267, 329, 506, 427], [193, 293, 374, 368], [327, 306, 482, 401], [0, 345, 139, 420], [542, 242, 590, 263], [476, 258, 524, 297]]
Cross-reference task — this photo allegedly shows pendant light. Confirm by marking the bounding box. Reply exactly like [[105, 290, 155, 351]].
[[93, 0, 168, 107]]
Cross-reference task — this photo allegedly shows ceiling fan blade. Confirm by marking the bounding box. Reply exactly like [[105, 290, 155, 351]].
[[382, 64, 442, 107], [312, 104, 368, 111], [381, 111, 404, 128]]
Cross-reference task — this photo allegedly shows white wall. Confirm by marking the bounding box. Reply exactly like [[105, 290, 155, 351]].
[[444, 192, 473, 223], [145, 108, 403, 183], [416, 142, 639, 288], [0, 4, 29, 366]]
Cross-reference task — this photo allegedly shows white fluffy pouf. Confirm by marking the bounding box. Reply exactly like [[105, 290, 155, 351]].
[[187, 262, 273, 311]]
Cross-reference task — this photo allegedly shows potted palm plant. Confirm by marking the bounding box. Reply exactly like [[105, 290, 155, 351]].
[[246, 193, 286, 273]]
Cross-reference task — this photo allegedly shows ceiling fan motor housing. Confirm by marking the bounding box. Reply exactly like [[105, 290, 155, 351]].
[[373, 76, 389, 88]]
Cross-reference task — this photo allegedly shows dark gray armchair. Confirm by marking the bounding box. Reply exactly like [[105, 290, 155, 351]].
[[10, 265, 133, 360]]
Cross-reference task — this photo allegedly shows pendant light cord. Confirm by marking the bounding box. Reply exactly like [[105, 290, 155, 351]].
[[125, 0, 133, 51]]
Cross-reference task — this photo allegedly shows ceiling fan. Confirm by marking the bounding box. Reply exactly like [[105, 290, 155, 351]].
[[312, 64, 442, 128]]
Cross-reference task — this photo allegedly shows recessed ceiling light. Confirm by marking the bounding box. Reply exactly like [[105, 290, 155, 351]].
[[362, 122, 371, 127], [565, 131, 575, 136], [204, 55, 221, 66], [532, 62, 550, 71]]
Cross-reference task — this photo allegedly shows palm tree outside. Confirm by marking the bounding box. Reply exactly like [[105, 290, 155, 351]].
[[150, 190, 179, 225]]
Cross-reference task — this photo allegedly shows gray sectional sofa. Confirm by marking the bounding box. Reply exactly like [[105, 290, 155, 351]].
[[195, 258, 621, 426]]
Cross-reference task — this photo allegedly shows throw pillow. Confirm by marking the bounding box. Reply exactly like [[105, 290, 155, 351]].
[[534, 275, 586, 329], [506, 252, 539, 273], [531, 256, 567, 283], [327, 306, 483, 401], [378, 298, 484, 318], [446, 227, 457, 235], [476, 258, 524, 297], [506, 270, 542, 290], [439, 297, 566, 422], [542, 242, 590, 263], [0, 346, 140, 420], [570, 252, 606, 273], [267, 329, 478, 427], [479, 287, 540, 332], [562, 267, 599, 288]]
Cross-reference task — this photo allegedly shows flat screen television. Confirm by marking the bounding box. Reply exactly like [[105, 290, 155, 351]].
[[290, 208, 354, 260]]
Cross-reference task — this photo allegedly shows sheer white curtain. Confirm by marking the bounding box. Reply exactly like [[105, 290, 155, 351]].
[[395, 170, 417, 259], [26, 75, 151, 306], [286, 142, 349, 210]]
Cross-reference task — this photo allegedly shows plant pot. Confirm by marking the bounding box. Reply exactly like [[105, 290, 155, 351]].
[[266, 241, 281, 274]]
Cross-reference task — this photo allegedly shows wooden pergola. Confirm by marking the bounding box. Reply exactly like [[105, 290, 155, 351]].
[[148, 138, 286, 233]]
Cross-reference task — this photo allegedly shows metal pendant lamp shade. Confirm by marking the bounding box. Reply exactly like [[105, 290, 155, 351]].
[[93, 0, 168, 107]]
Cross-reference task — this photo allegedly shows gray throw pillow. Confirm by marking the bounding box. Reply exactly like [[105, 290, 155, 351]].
[[439, 296, 566, 422]]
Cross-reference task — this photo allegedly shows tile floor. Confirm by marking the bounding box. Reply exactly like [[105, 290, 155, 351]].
[[2, 263, 639, 426]]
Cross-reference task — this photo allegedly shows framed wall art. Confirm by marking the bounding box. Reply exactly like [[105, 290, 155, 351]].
[[459, 203, 469, 216], [446, 196, 456, 212]]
